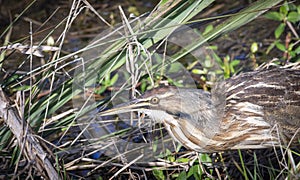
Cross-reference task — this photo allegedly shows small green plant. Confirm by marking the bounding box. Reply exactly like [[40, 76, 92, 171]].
[[152, 168, 165, 180], [190, 51, 240, 84], [175, 153, 213, 180], [95, 73, 119, 94], [264, 2, 300, 60]]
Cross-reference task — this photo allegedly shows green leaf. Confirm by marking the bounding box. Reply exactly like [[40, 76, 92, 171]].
[[0, 129, 12, 150], [203, 24, 214, 35], [288, 3, 297, 11], [251, 42, 258, 53], [153, 169, 165, 180], [199, 153, 212, 166], [110, 73, 119, 85], [266, 41, 276, 54], [192, 68, 207, 75], [167, 153, 175, 162], [287, 12, 300, 23], [280, 4, 289, 16], [294, 45, 300, 54], [223, 55, 230, 79], [11, 146, 20, 166], [208, 45, 218, 50], [231, 59, 240, 66], [177, 157, 190, 163], [290, 51, 296, 58], [264, 11, 283, 21], [177, 171, 187, 180], [187, 164, 202, 179], [94, 86, 106, 95], [275, 23, 285, 39], [275, 41, 286, 51], [287, 43, 294, 51]]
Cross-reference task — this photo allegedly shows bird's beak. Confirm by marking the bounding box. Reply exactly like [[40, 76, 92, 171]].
[[99, 99, 150, 116]]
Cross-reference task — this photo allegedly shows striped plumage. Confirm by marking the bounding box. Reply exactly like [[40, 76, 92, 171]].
[[211, 66, 300, 151], [101, 64, 300, 152]]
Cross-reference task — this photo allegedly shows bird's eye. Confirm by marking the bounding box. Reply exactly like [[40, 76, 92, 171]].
[[150, 97, 160, 104]]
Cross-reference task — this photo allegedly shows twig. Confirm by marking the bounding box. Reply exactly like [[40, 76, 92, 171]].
[[0, 88, 60, 179], [109, 154, 143, 180]]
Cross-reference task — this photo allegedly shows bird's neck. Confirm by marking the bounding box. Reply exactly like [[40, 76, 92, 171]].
[[183, 88, 226, 139]]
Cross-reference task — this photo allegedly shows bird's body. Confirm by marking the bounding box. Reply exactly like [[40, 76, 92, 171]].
[[101, 64, 300, 152], [215, 67, 300, 151]]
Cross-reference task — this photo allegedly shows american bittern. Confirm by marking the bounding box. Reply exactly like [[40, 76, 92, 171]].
[[100, 65, 300, 152]]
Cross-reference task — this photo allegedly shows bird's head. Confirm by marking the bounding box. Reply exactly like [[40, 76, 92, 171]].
[[99, 86, 221, 151], [100, 86, 216, 128]]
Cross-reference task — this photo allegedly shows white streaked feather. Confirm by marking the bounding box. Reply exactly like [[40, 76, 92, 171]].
[[227, 81, 245, 92], [235, 102, 264, 116], [226, 90, 245, 100], [244, 116, 270, 127], [293, 91, 300, 95], [245, 82, 285, 89]]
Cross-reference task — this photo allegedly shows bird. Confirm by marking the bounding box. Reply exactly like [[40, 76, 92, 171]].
[[100, 63, 300, 152]]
